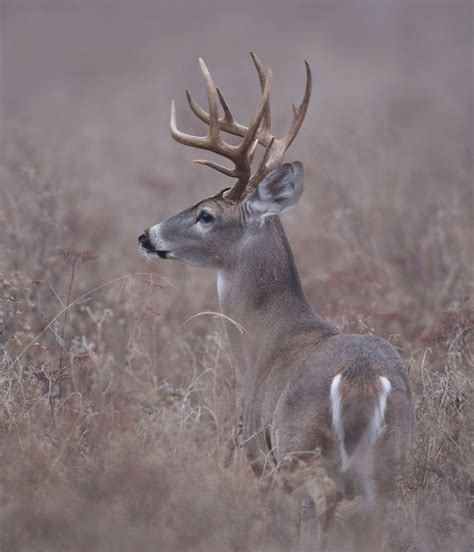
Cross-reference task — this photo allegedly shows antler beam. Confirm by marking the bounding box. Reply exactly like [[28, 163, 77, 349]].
[[170, 53, 312, 201]]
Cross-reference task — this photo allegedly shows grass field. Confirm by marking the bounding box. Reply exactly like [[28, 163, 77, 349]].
[[0, 2, 472, 550]]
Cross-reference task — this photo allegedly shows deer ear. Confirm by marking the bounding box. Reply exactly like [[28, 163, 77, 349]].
[[246, 162, 304, 217]]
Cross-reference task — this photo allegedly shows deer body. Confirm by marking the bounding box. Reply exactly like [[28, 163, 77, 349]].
[[216, 216, 338, 463], [139, 54, 415, 550], [217, 214, 413, 491]]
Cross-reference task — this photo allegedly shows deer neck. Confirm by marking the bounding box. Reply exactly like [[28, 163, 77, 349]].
[[217, 216, 329, 379]]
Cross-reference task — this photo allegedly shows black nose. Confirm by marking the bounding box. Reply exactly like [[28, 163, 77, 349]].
[[138, 231, 153, 250]]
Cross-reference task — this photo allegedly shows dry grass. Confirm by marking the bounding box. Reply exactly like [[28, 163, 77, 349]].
[[1, 2, 473, 551]]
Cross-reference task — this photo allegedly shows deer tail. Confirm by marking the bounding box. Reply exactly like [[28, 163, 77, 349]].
[[330, 370, 391, 472]]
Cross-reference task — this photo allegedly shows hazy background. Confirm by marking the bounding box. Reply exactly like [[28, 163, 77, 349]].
[[0, 1, 472, 550], [2, 1, 472, 319]]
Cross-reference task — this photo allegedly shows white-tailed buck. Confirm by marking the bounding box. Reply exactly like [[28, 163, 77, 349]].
[[138, 53, 415, 551]]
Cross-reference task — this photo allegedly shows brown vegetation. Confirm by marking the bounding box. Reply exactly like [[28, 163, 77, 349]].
[[0, 2, 472, 550]]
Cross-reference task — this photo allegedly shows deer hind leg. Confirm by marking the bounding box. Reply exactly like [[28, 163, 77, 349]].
[[299, 491, 319, 551], [348, 468, 397, 552], [276, 458, 340, 552], [365, 474, 399, 552], [273, 478, 338, 552], [301, 473, 338, 551], [349, 489, 393, 552], [269, 456, 339, 551], [363, 451, 400, 552]]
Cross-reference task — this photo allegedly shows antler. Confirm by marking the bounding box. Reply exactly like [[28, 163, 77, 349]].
[[170, 53, 312, 201]]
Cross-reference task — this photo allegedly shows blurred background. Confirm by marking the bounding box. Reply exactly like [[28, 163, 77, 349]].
[[0, 1, 472, 550]]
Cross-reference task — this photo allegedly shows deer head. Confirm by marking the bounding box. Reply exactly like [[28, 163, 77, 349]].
[[138, 53, 312, 269]]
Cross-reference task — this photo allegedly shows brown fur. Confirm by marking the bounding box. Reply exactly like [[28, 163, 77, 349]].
[[338, 367, 384, 455]]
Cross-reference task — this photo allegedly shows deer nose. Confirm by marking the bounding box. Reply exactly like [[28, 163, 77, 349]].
[[138, 231, 153, 250]]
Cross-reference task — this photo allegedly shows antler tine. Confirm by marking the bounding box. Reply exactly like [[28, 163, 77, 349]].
[[239, 68, 272, 152], [170, 99, 208, 149], [193, 158, 236, 177], [247, 60, 312, 190], [186, 89, 249, 137], [198, 58, 220, 143], [217, 88, 234, 124], [185, 54, 274, 148], [248, 138, 259, 164], [185, 89, 208, 123], [171, 58, 239, 170], [250, 52, 271, 140], [224, 69, 272, 201], [280, 60, 312, 150]]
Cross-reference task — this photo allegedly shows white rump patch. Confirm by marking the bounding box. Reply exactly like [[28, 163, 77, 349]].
[[368, 376, 391, 446], [330, 373, 349, 470], [330, 373, 392, 473]]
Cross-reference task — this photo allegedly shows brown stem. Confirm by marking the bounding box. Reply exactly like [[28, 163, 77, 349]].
[[59, 261, 76, 388]]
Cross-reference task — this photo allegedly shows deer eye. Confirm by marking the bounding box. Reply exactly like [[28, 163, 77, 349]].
[[197, 210, 214, 223]]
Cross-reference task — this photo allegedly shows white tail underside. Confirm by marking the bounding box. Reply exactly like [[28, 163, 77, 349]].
[[330, 373, 392, 472]]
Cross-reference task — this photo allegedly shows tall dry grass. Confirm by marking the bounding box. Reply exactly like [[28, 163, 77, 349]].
[[1, 2, 473, 550]]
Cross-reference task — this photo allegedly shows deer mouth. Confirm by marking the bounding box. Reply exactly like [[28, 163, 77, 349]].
[[139, 243, 171, 260]]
